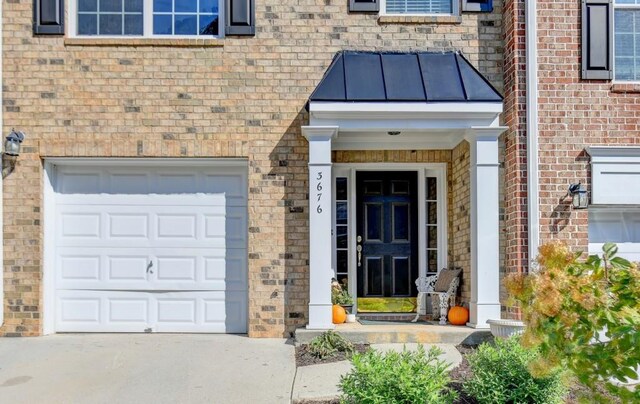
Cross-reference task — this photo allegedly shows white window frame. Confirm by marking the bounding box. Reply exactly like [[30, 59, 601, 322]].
[[613, 0, 640, 83], [332, 163, 448, 313], [381, 0, 459, 16], [68, 0, 225, 38]]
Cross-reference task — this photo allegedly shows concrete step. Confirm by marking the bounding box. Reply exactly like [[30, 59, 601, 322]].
[[295, 321, 492, 346]]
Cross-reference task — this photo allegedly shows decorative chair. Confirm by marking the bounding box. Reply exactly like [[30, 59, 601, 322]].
[[411, 267, 461, 325]]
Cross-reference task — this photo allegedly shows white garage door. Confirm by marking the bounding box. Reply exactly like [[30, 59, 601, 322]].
[[589, 209, 640, 263], [50, 162, 248, 333]]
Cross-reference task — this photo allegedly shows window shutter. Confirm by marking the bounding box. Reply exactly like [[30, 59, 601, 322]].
[[349, 0, 379, 13], [226, 0, 255, 36], [33, 0, 64, 35], [582, 0, 613, 80], [462, 0, 493, 13]]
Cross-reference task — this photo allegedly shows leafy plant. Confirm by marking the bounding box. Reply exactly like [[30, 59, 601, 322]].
[[463, 336, 567, 404], [506, 242, 640, 401], [308, 330, 354, 359], [332, 288, 354, 306], [339, 345, 456, 404]]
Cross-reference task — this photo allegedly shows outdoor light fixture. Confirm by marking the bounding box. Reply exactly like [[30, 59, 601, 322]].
[[2, 129, 25, 178], [387, 131, 401, 136], [4, 129, 24, 157], [568, 183, 588, 209]]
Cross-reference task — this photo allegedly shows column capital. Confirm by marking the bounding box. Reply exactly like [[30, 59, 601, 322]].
[[302, 126, 339, 142], [464, 126, 509, 142]]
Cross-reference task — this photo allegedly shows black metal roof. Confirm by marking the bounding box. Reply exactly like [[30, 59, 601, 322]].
[[309, 51, 503, 103]]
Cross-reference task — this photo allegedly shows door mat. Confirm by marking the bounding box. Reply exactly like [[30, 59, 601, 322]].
[[356, 297, 417, 313], [358, 319, 423, 326]]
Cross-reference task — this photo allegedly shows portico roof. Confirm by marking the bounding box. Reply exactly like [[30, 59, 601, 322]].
[[310, 51, 503, 103]]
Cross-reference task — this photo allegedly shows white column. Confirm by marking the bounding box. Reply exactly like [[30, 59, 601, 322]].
[[465, 127, 508, 328], [302, 126, 338, 330]]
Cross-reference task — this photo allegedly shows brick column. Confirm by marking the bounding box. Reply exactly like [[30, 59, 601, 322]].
[[302, 126, 338, 330]]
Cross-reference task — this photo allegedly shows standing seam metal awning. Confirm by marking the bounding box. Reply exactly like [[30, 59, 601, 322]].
[[309, 51, 503, 103]]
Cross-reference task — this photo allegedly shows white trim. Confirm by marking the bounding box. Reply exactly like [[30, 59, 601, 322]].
[[587, 146, 640, 162], [44, 157, 248, 167], [526, 0, 540, 268], [310, 102, 503, 115], [42, 161, 56, 335], [67, 0, 225, 38], [333, 163, 448, 311]]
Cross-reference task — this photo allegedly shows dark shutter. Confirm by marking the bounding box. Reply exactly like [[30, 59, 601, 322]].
[[33, 0, 64, 35], [463, 0, 493, 12], [226, 0, 255, 36], [582, 0, 613, 80], [349, 0, 379, 13]]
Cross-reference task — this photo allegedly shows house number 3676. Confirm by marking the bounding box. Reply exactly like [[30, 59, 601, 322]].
[[316, 172, 323, 214]]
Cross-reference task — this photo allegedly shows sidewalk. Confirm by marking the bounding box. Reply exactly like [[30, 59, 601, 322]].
[[290, 343, 462, 403]]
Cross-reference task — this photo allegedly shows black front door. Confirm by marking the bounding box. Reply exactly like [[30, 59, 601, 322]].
[[356, 171, 418, 300]]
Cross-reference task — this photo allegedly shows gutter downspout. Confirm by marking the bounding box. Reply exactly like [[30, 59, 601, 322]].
[[526, 0, 540, 269]]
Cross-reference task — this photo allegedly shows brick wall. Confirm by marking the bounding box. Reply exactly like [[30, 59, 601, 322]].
[[450, 141, 471, 306], [2, 0, 505, 337], [536, 0, 640, 252], [500, 0, 528, 318]]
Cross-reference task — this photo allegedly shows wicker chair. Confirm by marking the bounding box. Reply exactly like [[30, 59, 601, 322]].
[[411, 268, 461, 325]]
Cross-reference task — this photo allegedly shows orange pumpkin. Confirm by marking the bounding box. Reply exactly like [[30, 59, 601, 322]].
[[332, 304, 347, 324], [448, 306, 469, 326]]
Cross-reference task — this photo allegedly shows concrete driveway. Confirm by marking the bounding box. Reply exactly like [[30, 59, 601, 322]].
[[0, 334, 295, 404]]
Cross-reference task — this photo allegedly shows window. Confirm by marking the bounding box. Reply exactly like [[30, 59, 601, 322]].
[[614, 0, 640, 80], [73, 0, 220, 36], [334, 177, 349, 289], [425, 176, 438, 275], [384, 0, 454, 15]]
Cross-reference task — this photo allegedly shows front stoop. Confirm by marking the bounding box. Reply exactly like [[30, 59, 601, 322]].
[[294, 322, 492, 345]]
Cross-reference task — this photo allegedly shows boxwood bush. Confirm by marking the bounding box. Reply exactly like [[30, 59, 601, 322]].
[[463, 336, 567, 404], [339, 345, 456, 404]]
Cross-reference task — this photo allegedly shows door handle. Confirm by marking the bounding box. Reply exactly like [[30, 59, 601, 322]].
[[356, 235, 362, 267], [147, 261, 154, 274]]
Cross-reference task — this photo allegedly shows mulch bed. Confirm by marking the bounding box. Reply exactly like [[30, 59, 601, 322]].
[[295, 343, 370, 367]]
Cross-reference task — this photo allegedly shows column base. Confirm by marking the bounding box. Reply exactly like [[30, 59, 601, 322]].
[[306, 304, 335, 330], [467, 302, 501, 329]]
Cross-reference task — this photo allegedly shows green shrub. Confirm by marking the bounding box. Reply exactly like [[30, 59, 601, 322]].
[[463, 336, 567, 404], [339, 345, 456, 404], [506, 242, 640, 401], [308, 331, 354, 359]]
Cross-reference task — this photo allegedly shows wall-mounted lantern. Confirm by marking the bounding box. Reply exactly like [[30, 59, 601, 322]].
[[568, 183, 588, 209], [2, 130, 25, 178], [4, 130, 24, 157]]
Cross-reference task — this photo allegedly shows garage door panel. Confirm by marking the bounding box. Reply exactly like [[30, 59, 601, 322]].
[[59, 256, 101, 281], [156, 256, 197, 281], [108, 256, 149, 281], [204, 249, 247, 291], [52, 163, 248, 334], [56, 247, 245, 291], [109, 214, 149, 238], [56, 206, 244, 249], [61, 213, 101, 238], [55, 290, 247, 333], [157, 214, 198, 239]]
